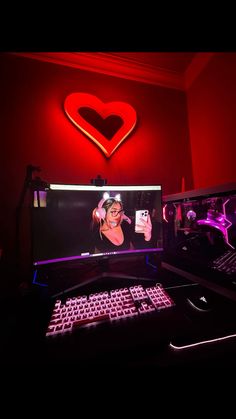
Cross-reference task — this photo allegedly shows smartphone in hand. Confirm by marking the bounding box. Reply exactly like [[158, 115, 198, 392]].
[[135, 209, 149, 232]]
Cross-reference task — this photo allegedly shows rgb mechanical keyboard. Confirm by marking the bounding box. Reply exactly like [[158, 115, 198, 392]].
[[46, 284, 175, 337], [211, 250, 236, 275]]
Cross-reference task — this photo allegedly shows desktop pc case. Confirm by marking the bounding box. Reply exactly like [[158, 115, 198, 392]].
[[162, 183, 236, 286]]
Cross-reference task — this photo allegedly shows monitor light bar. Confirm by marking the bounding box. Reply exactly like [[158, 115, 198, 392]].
[[49, 184, 161, 191]]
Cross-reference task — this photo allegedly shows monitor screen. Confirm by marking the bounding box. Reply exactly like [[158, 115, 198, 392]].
[[32, 184, 163, 267]]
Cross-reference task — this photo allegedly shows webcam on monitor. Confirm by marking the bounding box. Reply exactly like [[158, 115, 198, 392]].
[[90, 175, 107, 187]]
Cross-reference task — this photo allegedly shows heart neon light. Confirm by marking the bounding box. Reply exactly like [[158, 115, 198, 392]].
[[64, 93, 137, 157]]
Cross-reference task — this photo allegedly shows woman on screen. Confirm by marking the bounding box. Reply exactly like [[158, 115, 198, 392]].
[[90, 193, 152, 253]]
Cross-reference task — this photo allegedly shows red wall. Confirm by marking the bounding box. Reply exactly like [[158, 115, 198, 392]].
[[0, 53, 192, 277], [1, 54, 192, 190], [2, 52, 235, 284], [187, 53, 236, 189]]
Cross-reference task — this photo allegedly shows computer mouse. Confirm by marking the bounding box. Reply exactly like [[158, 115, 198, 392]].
[[186, 295, 212, 312]]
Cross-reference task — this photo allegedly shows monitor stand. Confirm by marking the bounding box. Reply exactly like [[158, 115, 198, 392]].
[[46, 253, 161, 298], [96, 254, 159, 280]]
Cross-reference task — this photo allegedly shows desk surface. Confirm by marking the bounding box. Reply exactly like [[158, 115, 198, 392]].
[[1, 263, 236, 368]]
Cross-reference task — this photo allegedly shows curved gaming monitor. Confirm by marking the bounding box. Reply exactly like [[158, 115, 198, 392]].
[[32, 184, 163, 269]]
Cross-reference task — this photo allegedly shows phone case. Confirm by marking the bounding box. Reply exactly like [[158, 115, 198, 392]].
[[135, 210, 149, 232]]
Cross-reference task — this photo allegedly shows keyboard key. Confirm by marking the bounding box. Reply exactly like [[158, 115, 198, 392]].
[[211, 250, 236, 275]]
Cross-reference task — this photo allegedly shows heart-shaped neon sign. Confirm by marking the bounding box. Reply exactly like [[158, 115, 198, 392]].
[[64, 93, 137, 157]]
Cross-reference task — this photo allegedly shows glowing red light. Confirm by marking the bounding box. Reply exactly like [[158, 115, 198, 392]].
[[64, 92, 137, 157]]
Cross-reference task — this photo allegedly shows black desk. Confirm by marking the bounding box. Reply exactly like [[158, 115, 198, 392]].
[[2, 262, 236, 369]]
